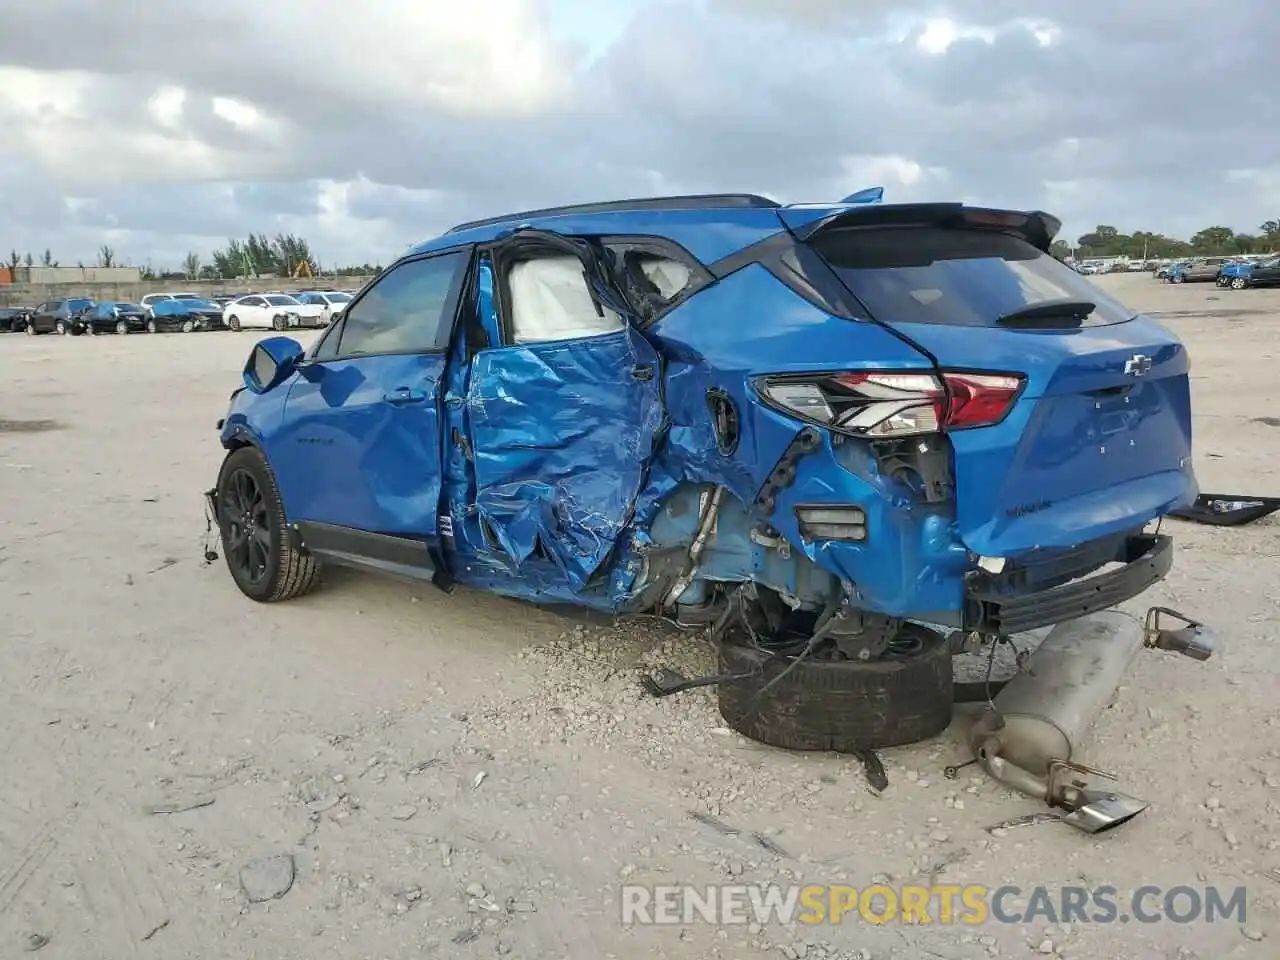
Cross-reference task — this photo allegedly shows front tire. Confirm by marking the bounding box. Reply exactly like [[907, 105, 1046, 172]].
[[116, 320, 128, 335], [215, 447, 321, 603], [1231, 277, 1248, 290], [181, 319, 194, 333], [271, 314, 285, 331], [147, 319, 158, 334], [228, 315, 241, 332], [55, 320, 66, 335]]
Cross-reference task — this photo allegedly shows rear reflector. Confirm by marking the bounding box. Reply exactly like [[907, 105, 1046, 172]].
[[796, 506, 867, 541]]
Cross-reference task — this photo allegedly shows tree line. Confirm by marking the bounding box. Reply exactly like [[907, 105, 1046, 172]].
[[5, 234, 381, 281], [1055, 220, 1280, 260], [16, 217, 1276, 280]]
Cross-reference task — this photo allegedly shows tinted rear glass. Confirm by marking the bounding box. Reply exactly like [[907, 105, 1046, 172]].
[[811, 227, 1134, 328]]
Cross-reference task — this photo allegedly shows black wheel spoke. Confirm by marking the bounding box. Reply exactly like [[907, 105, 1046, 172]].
[[247, 535, 267, 576], [221, 466, 273, 585]]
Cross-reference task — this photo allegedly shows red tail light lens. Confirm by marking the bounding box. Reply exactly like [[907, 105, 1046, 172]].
[[938, 373, 1024, 428], [757, 370, 1023, 438]]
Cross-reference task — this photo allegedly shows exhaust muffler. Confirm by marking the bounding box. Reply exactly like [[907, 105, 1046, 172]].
[[970, 607, 1216, 835]]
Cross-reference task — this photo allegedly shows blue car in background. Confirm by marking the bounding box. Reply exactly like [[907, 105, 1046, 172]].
[[207, 191, 1207, 748], [1220, 256, 1280, 289], [147, 297, 225, 333]]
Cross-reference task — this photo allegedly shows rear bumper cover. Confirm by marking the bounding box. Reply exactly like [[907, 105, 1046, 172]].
[[964, 533, 1173, 634]]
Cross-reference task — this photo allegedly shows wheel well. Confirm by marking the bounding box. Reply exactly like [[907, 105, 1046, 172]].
[[222, 436, 256, 454]]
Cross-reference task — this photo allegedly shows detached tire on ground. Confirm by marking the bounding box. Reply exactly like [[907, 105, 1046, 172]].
[[716, 623, 953, 751]]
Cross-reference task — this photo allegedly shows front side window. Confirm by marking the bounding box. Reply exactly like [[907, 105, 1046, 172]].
[[334, 251, 468, 357]]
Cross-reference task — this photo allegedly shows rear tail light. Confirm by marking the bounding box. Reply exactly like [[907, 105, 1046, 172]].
[[757, 370, 1023, 438]]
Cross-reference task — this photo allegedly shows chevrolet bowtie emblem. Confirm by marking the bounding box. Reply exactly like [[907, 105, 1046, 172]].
[[1123, 354, 1152, 376]]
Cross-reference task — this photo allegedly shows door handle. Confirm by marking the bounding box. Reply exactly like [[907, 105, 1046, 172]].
[[383, 387, 429, 405]]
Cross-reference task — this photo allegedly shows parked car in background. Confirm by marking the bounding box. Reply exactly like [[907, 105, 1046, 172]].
[[0, 306, 34, 332], [83, 301, 149, 335], [1166, 257, 1229, 283], [222, 293, 325, 331], [1154, 261, 1187, 279], [139, 294, 176, 316], [146, 297, 221, 333], [25, 298, 95, 335], [1220, 255, 1280, 289], [1074, 262, 1099, 275], [295, 290, 352, 325]]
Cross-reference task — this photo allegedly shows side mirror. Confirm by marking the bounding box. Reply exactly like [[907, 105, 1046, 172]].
[[243, 336, 304, 393]]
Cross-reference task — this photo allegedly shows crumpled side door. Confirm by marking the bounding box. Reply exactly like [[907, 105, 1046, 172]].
[[463, 230, 666, 592]]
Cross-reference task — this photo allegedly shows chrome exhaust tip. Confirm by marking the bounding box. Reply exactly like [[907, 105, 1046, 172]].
[[1144, 606, 1217, 661], [1059, 788, 1150, 835]]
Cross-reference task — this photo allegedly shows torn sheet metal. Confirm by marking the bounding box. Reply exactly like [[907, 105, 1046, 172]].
[[465, 327, 665, 591]]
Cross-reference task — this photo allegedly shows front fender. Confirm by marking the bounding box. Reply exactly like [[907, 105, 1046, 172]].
[[218, 376, 292, 452]]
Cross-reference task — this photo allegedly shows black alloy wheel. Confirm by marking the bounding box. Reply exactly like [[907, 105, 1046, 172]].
[[214, 446, 320, 602], [222, 467, 271, 587]]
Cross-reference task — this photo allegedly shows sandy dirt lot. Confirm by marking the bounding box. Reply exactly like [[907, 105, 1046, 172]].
[[1, 274, 1276, 960]]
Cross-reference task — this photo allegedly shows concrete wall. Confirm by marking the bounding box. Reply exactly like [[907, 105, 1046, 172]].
[[0, 276, 376, 307], [19, 266, 143, 284]]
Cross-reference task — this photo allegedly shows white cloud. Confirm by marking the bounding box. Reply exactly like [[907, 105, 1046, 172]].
[[915, 18, 996, 54], [148, 86, 186, 128]]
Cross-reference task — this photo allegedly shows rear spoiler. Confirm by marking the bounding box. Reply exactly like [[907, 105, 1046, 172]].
[[782, 203, 1063, 253]]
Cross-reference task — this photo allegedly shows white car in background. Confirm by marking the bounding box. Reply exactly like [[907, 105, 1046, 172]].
[[222, 293, 325, 331], [295, 290, 353, 326]]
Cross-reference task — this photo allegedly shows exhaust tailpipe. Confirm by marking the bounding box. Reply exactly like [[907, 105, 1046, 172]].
[[970, 607, 1216, 835]]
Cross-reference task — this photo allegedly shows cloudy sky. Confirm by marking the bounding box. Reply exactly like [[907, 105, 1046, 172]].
[[1, 0, 1277, 270]]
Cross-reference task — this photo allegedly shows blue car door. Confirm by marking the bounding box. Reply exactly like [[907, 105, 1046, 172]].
[[461, 230, 665, 592], [272, 249, 471, 571]]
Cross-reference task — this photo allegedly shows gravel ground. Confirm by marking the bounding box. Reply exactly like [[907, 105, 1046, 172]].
[[0, 274, 1276, 959]]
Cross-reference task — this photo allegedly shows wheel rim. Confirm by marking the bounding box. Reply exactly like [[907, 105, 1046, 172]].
[[116, 321, 127, 334], [182, 320, 193, 332], [1233, 278, 1245, 289], [221, 468, 271, 585], [56, 322, 65, 334], [230, 316, 239, 330]]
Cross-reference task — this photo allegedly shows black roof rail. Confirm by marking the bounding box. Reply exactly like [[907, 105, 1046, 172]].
[[445, 193, 780, 234]]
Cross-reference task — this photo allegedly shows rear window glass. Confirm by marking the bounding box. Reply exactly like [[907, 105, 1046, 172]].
[[811, 227, 1134, 328]]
